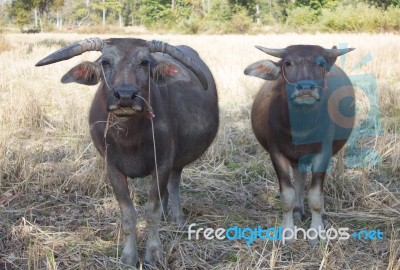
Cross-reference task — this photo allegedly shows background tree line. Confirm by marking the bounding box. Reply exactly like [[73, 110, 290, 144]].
[[1, 0, 400, 33]]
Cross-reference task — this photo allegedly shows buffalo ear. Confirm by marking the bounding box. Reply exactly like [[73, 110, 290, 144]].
[[61, 61, 101, 85], [151, 61, 190, 84], [244, 60, 281, 80], [151, 61, 190, 85]]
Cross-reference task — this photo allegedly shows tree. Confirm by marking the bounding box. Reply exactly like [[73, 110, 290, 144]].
[[10, 0, 34, 28], [364, 0, 400, 8], [52, 0, 64, 28], [92, 0, 122, 26]]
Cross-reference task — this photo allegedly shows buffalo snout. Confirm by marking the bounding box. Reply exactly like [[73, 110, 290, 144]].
[[107, 85, 145, 116], [114, 85, 138, 106], [295, 80, 318, 91], [289, 80, 321, 105]]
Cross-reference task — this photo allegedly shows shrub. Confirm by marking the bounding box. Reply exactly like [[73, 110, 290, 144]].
[[286, 6, 318, 28], [178, 15, 202, 34], [384, 6, 400, 31], [320, 3, 384, 32], [228, 8, 253, 33]]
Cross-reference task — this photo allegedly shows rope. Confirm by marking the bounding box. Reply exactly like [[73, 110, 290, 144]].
[[281, 64, 327, 92], [147, 63, 166, 220], [101, 63, 112, 92]]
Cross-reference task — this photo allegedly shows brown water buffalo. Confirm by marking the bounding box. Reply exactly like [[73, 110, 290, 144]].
[[36, 38, 219, 266], [244, 45, 355, 243]]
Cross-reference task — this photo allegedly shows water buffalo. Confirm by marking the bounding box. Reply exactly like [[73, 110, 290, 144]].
[[244, 45, 355, 243], [36, 38, 219, 266]]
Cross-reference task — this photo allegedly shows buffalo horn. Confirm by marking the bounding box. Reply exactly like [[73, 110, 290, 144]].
[[255, 46, 286, 58], [323, 48, 355, 58], [35, 38, 105, 66]]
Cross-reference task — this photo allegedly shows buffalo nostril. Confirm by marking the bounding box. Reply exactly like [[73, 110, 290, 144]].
[[131, 93, 136, 99], [296, 84, 303, 90], [114, 92, 120, 99], [310, 85, 316, 90]]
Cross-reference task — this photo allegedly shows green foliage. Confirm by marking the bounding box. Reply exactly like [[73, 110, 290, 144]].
[[295, 0, 327, 10], [228, 6, 253, 33], [10, 0, 34, 28], [384, 5, 400, 30], [4, 0, 400, 33], [138, 0, 173, 28], [286, 6, 318, 27], [320, 3, 384, 32], [365, 0, 400, 8]]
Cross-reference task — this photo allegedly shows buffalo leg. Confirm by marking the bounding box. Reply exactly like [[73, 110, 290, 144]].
[[107, 163, 138, 266], [291, 163, 306, 221], [161, 190, 169, 221], [167, 169, 184, 224], [270, 151, 295, 243], [308, 172, 326, 245], [309, 146, 330, 244], [160, 169, 184, 224], [144, 169, 170, 265]]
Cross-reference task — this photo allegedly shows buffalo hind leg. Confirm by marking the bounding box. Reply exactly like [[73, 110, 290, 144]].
[[270, 152, 295, 244], [167, 169, 184, 225], [144, 169, 170, 266], [291, 163, 306, 221], [107, 163, 138, 267]]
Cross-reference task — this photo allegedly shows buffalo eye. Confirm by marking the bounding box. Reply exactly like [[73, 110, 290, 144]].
[[101, 60, 111, 68], [140, 59, 150, 66], [317, 61, 326, 67], [284, 61, 292, 67]]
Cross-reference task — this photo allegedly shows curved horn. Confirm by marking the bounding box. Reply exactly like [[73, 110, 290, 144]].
[[35, 38, 105, 66], [148, 40, 208, 90], [255, 46, 286, 58], [323, 48, 355, 58]]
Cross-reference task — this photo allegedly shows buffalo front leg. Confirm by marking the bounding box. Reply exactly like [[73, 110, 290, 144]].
[[308, 143, 331, 244], [291, 163, 306, 221], [144, 169, 170, 265], [270, 151, 295, 243], [107, 163, 138, 266], [308, 172, 326, 245]]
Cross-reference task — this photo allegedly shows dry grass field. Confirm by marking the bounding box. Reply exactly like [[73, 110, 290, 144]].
[[0, 32, 399, 269]]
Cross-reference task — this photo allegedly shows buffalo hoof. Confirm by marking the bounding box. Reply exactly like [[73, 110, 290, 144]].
[[144, 239, 163, 268], [120, 255, 139, 268], [143, 260, 164, 270]]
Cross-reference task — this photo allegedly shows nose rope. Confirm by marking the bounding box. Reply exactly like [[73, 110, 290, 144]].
[[101, 62, 155, 117], [101, 63, 113, 91], [281, 64, 327, 91], [146, 63, 166, 221]]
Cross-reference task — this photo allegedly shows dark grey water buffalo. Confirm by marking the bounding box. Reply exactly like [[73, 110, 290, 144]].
[[244, 45, 355, 243], [36, 38, 219, 266]]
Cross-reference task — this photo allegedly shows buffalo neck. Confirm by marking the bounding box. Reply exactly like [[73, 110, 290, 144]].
[[278, 85, 328, 145]]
